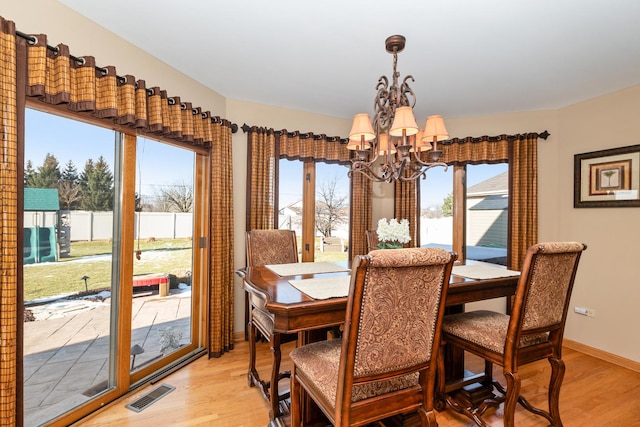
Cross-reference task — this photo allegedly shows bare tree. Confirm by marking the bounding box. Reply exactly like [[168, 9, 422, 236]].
[[154, 182, 193, 212], [57, 180, 82, 210], [58, 160, 82, 210], [315, 177, 348, 237]]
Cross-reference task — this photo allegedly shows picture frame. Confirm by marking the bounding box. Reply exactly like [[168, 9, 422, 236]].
[[574, 144, 640, 208]]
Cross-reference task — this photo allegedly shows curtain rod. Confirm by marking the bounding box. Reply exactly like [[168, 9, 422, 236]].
[[16, 30, 119, 78], [241, 124, 348, 143], [442, 130, 550, 145], [15, 30, 237, 133], [242, 123, 549, 144]]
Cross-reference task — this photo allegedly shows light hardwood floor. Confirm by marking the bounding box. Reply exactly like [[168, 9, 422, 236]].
[[74, 339, 640, 427]]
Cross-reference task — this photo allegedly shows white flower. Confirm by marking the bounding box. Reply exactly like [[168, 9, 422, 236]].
[[376, 218, 411, 244]]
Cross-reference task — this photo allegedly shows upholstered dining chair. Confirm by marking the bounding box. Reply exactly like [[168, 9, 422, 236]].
[[437, 241, 587, 427], [245, 229, 299, 420], [365, 230, 379, 252], [289, 247, 457, 427]]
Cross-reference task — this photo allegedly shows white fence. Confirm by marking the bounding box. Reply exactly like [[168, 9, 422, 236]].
[[24, 210, 193, 241]]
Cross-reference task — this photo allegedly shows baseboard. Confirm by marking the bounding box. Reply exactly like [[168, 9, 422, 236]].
[[234, 331, 245, 343], [564, 339, 640, 373]]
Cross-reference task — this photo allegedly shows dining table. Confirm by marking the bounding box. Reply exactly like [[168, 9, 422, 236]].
[[238, 258, 520, 427]]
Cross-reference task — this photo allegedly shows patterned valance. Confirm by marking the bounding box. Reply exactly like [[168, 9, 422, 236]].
[[21, 30, 234, 147], [242, 124, 351, 164], [436, 132, 548, 165]]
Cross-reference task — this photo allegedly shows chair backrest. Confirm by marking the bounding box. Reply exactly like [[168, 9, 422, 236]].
[[336, 247, 457, 411], [509, 241, 587, 350], [246, 229, 298, 267], [365, 230, 379, 252]]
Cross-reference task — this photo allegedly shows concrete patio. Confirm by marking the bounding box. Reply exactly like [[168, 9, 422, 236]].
[[23, 286, 192, 426]]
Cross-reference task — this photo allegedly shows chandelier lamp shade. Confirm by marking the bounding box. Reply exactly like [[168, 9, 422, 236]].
[[347, 35, 449, 182]]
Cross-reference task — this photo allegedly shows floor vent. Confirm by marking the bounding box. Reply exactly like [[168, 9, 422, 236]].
[[126, 383, 175, 413]]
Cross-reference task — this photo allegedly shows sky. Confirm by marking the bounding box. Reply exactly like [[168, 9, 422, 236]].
[[25, 108, 194, 197]]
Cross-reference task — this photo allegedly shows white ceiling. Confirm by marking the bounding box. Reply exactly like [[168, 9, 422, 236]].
[[58, 0, 640, 122]]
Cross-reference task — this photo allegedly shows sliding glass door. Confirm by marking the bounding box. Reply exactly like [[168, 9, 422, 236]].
[[129, 137, 195, 378], [23, 108, 207, 426], [23, 109, 118, 426]]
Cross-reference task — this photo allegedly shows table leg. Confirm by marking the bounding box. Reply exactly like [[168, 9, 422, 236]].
[[441, 303, 506, 410]]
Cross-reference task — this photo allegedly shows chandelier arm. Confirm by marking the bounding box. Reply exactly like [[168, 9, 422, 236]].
[[350, 154, 380, 171], [409, 149, 449, 170], [400, 161, 449, 182], [400, 75, 416, 108], [348, 163, 389, 182]]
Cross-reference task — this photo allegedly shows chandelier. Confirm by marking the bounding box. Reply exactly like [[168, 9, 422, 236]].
[[347, 35, 449, 182]]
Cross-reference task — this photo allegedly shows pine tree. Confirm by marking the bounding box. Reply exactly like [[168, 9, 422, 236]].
[[26, 153, 61, 188], [24, 160, 36, 186], [80, 156, 114, 211], [61, 160, 79, 183], [442, 193, 453, 217]]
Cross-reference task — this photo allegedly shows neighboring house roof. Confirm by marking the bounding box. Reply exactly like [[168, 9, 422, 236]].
[[470, 194, 508, 210], [279, 200, 302, 216], [24, 188, 60, 211], [281, 205, 302, 216], [467, 171, 508, 197]]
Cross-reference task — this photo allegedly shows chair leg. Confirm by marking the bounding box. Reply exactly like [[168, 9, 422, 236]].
[[503, 370, 521, 427], [269, 332, 283, 420], [418, 374, 438, 427], [417, 407, 438, 427], [435, 344, 447, 411], [247, 319, 259, 388], [548, 357, 566, 427], [290, 365, 301, 427]]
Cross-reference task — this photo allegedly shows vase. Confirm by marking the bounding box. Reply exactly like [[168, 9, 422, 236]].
[[378, 241, 403, 249]]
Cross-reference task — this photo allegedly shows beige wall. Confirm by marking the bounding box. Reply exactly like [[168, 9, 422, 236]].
[[4, 1, 227, 114], [5, 2, 640, 363], [556, 85, 640, 361]]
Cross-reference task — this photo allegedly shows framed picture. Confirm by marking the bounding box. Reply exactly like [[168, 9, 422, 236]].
[[574, 144, 640, 208]]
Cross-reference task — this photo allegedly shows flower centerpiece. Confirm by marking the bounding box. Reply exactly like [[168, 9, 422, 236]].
[[376, 218, 411, 249]]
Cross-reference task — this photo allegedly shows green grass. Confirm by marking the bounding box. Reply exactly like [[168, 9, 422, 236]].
[[314, 250, 349, 263], [24, 239, 193, 302], [24, 237, 348, 302]]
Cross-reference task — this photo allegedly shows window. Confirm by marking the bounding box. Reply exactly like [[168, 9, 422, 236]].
[[278, 159, 350, 262], [420, 166, 453, 248], [466, 164, 508, 266], [419, 162, 508, 266]]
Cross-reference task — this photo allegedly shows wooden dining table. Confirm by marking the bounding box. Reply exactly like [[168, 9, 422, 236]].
[[239, 259, 520, 427]]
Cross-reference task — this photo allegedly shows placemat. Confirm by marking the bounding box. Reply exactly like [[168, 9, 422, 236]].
[[288, 275, 351, 300], [265, 261, 349, 277], [452, 264, 520, 280]]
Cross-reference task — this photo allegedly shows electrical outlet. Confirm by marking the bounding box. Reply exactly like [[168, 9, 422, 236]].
[[574, 306, 595, 317], [574, 306, 588, 315]]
